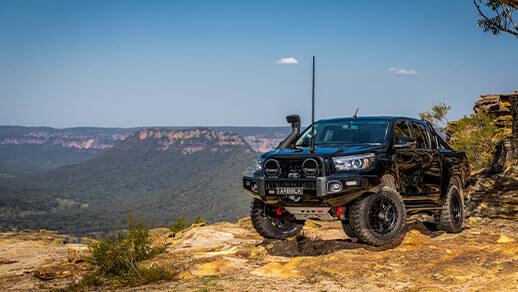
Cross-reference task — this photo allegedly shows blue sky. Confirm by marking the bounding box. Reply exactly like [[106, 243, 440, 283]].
[[0, 0, 517, 128]]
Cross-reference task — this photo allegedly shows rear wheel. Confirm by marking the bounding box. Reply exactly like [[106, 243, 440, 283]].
[[250, 198, 304, 239], [435, 183, 464, 233], [349, 186, 406, 246]]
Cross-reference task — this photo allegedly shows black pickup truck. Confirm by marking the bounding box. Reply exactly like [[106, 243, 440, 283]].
[[243, 115, 470, 246]]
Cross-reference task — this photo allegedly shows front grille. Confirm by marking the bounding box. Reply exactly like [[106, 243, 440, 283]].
[[266, 158, 323, 178], [266, 181, 316, 189]]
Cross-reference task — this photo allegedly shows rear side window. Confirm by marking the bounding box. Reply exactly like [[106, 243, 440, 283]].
[[410, 122, 429, 149], [417, 123, 433, 149], [423, 123, 437, 149]]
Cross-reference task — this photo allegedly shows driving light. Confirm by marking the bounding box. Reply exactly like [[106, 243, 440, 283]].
[[255, 158, 265, 171], [333, 153, 375, 171], [329, 181, 343, 192]]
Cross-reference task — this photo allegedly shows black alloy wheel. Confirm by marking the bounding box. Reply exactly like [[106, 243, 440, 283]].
[[250, 198, 304, 239], [348, 186, 406, 246], [450, 191, 462, 225], [262, 205, 295, 231], [368, 197, 398, 235]]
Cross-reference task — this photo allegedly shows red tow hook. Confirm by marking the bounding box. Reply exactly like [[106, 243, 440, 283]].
[[337, 207, 344, 216], [276, 208, 283, 215]]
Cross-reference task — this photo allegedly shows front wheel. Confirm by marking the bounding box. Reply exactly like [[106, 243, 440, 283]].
[[348, 186, 406, 246], [250, 198, 304, 239]]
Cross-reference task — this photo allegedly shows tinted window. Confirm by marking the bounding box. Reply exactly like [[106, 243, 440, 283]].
[[393, 120, 413, 147], [422, 123, 437, 149], [410, 122, 428, 149], [417, 123, 432, 149], [295, 119, 390, 147]]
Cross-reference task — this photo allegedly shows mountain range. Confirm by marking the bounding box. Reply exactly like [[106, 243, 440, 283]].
[[0, 127, 270, 236], [0, 126, 288, 177]]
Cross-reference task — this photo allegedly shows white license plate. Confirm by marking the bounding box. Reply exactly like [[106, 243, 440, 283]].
[[276, 187, 303, 195]]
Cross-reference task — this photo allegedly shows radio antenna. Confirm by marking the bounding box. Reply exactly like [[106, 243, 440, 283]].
[[310, 56, 316, 153], [353, 108, 359, 119]]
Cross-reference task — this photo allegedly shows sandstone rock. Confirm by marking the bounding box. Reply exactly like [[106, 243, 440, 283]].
[[472, 91, 518, 139], [491, 139, 518, 172], [473, 93, 517, 117], [496, 234, 516, 244], [511, 95, 518, 137], [250, 260, 304, 279], [67, 244, 89, 263], [468, 165, 518, 220], [191, 259, 237, 277], [2, 219, 518, 290], [401, 230, 431, 246], [32, 263, 74, 280]]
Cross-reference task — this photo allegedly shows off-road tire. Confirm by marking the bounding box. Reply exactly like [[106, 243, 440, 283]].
[[341, 220, 357, 239], [348, 186, 406, 246], [250, 198, 304, 240], [435, 183, 464, 233]]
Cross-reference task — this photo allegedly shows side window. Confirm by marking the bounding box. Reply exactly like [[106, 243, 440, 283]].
[[410, 122, 428, 149], [393, 120, 413, 147], [423, 123, 437, 149], [417, 123, 432, 149]]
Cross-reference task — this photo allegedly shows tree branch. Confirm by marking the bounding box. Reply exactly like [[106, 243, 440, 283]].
[[498, 0, 518, 10], [474, 0, 518, 37], [503, 5, 518, 30]]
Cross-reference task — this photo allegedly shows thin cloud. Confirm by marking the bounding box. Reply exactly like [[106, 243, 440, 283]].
[[275, 57, 299, 64], [389, 67, 418, 75]]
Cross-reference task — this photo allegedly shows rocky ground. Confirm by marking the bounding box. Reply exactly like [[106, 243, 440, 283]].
[[1, 216, 517, 291]]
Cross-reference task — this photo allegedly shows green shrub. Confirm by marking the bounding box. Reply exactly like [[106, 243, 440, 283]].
[[88, 213, 164, 275], [64, 213, 177, 290], [419, 102, 451, 135], [169, 217, 188, 233], [449, 111, 499, 170], [169, 216, 205, 233]]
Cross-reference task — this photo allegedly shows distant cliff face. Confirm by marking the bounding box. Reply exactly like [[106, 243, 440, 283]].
[[0, 126, 287, 153], [131, 128, 251, 154], [243, 135, 285, 153], [0, 127, 131, 150]]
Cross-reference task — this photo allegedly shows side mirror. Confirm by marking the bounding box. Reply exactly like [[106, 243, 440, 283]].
[[394, 136, 416, 149]]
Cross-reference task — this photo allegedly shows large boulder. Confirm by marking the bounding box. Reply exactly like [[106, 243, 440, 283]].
[[472, 90, 518, 138], [491, 138, 518, 172], [466, 91, 518, 220], [468, 164, 518, 220], [468, 138, 518, 220]]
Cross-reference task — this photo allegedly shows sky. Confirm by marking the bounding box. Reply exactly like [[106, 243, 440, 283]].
[[0, 0, 517, 128]]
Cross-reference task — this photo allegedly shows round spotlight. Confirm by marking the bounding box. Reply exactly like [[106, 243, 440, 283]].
[[302, 158, 319, 177], [329, 181, 343, 192], [264, 159, 280, 177]]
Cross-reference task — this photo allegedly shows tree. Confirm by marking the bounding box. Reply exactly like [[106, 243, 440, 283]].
[[474, 0, 518, 37], [419, 102, 451, 137], [449, 111, 499, 170]]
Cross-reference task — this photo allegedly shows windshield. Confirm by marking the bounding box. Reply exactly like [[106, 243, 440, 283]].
[[295, 119, 390, 147]]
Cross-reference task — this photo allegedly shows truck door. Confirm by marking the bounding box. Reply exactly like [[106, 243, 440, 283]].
[[409, 122, 442, 202], [393, 120, 424, 198]]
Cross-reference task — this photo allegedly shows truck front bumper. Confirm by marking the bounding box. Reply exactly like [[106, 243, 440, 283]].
[[243, 174, 381, 207]]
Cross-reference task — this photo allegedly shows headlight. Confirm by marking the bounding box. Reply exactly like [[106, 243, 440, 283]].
[[333, 153, 375, 171], [255, 158, 265, 171]]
